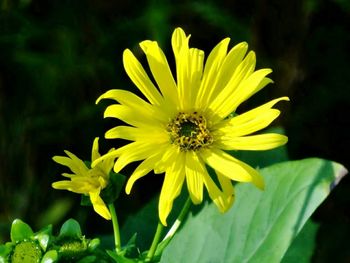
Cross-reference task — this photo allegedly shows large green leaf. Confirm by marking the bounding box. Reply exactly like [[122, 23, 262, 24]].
[[281, 220, 319, 263], [160, 158, 346, 263]]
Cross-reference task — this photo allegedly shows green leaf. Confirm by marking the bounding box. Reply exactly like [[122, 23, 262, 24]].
[[34, 225, 53, 251], [282, 220, 319, 263], [41, 250, 58, 263], [59, 218, 82, 238], [10, 219, 34, 242], [160, 158, 347, 263], [106, 250, 138, 263]]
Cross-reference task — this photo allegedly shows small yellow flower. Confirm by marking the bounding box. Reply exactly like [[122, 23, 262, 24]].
[[52, 138, 114, 220], [95, 27, 289, 225]]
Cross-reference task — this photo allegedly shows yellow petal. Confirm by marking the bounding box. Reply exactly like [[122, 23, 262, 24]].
[[200, 148, 252, 183], [158, 152, 186, 226], [105, 125, 167, 142], [91, 149, 120, 168], [200, 148, 264, 189], [96, 89, 167, 123], [201, 167, 234, 213], [125, 153, 162, 194], [140, 40, 178, 109], [208, 51, 256, 121], [212, 68, 272, 120], [185, 151, 204, 204], [214, 109, 281, 138], [171, 27, 189, 57], [122, 49, 163, 105], [113, 141, 167, 173], [89, 191, 111, 220], [216, 171, 235, 197], [53, 151, 88, 176], [91, 137, 100, 162], [217, 134, 288, 151], [196, 38, 230, 108], [104, 104, 160, 128], [214, 42, 249, 91]]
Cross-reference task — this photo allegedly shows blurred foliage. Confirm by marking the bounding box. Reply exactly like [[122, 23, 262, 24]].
[[0, 0, 349, 261]]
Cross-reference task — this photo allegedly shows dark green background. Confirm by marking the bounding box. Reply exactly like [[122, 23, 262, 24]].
[[1, 0, 349, 262]]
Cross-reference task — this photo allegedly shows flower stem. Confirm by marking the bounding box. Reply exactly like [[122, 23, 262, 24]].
[[108, 203, 122, 254], [145, 221, 164, 262], [162, 197, 191, 242]]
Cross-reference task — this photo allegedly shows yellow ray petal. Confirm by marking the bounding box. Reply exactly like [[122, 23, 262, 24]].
[[96, 89, 168, 123], [213, 69, 272, 120], [53, 151, 88, 176], [196, 38, 230, 108], [91, 148, 121, 168], [113, 141, 167, 173], [140, 40, 178, 109], [217, 134, 288, 151], [91, 137, 100, 162], [123, 49, 163, 105], [172, 27, 189, 57], [200, 148, 264, 189], [214, 109, 281, 138], [104, 104, 161, 128], [216, 171, 235, 197], [214, 42, 249, 92], [158, 152, 186, 226], [185, 151, 204, 204], [201, 167, 234, 213], [208, 51, 256, 121], [125, 153, 163, 194], [105, 125, 167, 142], [89, 190, 111, 220]]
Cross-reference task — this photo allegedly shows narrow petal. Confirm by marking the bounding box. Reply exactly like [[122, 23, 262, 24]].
[[113, 141, 167, 173], [96, 89, 168, 123], [208, 51, 257, 121], [195, 38, 230, 108], [104, 104, 161, 128], [185, 151, 204, 204], [158, 152, 186, 226], [125, 153, 163, 194], [105, 125, 167, 142], [140, 40, 179, 109], [53, 151, 88, 176], [217, 134, 288, 151], [172, 27, 189, 58], [154, 144, 179, 174], [211, 97, 290, 135], [213, 69, 273, 120], [202, 168, 234, 213], [214, 42, 249, 91], [98, 147, 117, 176], [91, 149, 121, 168], [122, 49, 163, 105], [91, 138, 100, 162], [213, 109, 281, 138], [52, 180, 95, 194], [89, 191, 112, 220], [200, 148, 264, 189], [216, 171, 235, 197]]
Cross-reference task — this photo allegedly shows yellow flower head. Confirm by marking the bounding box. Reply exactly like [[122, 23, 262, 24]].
[[52, 138, 115, 220], [95, 27, 289, 225]]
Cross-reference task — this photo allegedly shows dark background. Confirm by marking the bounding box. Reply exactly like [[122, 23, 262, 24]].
[[0, 0, 349, 262]]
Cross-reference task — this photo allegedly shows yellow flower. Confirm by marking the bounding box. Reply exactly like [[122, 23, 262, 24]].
[[52, 138, 115, 220], [95, 27, 289, 225]]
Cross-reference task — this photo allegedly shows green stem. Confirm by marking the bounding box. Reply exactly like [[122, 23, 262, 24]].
[[162, 197, 191, 242], [108, 203, 122, 254], [145, 221, 164, 262]]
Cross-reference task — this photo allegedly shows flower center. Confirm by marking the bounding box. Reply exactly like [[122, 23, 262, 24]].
[[167, 112, 213, 151]]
